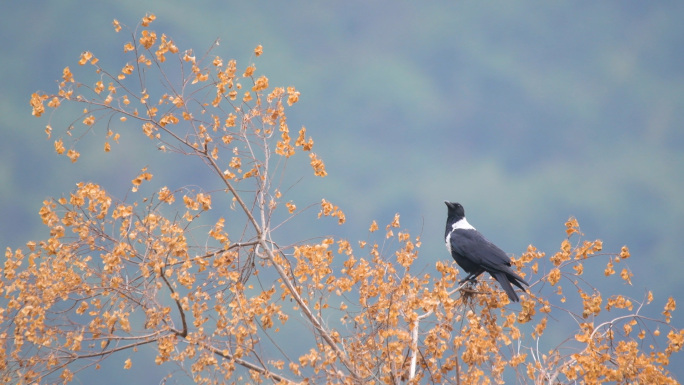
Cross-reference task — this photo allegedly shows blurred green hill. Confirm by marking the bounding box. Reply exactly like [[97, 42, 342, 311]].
[[2, 1, 683, 382]]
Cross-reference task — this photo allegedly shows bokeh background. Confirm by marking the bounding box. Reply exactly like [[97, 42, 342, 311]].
[[2, 1, 683, 382]]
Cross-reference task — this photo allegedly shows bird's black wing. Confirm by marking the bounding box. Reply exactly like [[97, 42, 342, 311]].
[[449, 229, 511, 270]]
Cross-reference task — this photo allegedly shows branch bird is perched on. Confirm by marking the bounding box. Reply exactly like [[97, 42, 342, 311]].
[[444, 201, 529, 302]]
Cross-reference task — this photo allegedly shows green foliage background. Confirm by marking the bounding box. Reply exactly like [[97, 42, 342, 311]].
[[2, 1, 683, 382]]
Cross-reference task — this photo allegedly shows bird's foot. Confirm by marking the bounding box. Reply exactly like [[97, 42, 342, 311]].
[[458, 277, 478, 285]]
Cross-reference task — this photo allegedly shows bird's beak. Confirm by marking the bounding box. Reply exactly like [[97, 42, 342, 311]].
[[444, 201, 454, 208]]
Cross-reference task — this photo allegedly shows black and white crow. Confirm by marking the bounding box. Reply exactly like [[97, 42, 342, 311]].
[[444, 201, 529, 302]]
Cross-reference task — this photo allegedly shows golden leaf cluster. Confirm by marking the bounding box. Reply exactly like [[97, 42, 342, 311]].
[[318, 199, 345, 224], [3, 186, 683, 384], [30, 13, 323, 180]]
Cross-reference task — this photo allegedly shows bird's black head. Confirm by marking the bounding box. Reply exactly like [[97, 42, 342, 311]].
[[444, 201, 465, 222]]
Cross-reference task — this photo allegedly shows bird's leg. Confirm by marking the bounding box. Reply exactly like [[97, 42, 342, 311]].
[[458, 275, 476, 285], [458, 270, 484, 285]]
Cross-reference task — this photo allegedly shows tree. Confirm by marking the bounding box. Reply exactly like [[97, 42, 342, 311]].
[[4, 13, 682, 384]]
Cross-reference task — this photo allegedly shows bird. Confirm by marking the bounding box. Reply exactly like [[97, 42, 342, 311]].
[[444, 201, 529, 302]]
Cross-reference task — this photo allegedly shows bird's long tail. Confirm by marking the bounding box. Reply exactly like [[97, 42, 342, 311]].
[[508, 270, 529, 292], [492, 272, 527, 302]]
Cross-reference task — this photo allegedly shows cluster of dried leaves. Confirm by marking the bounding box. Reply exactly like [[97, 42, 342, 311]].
[[5, 14, 682, 384]]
